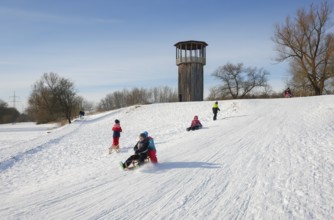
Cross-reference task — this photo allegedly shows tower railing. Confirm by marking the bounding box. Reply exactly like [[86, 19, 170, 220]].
[[176, 57, 206, 65]]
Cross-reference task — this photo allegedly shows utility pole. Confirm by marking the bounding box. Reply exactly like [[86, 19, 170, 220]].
[[9, 91, 20, 109]]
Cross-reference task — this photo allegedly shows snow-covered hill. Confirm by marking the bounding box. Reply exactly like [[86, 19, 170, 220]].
[[1, 96, 334, 220]]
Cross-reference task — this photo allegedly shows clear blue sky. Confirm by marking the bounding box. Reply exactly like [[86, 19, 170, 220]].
[[0, 0, 317, 111]]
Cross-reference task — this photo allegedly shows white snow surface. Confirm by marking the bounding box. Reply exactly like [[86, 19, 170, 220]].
[[1, 96, 334, 220]]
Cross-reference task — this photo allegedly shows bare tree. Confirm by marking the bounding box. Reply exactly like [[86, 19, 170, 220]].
[[27, 72, 79, 124], [97, 90, 128, 111], [212, 62, 269, 99], [97, 94, 113, 111], [126, 88, 149, 105], [151, 87, 159, 103], [155, 86, 178, 102], [263, 85, 274, 97], [206, 86, 222, 100], [273, 0, 334, 95], [53, 77, 78, 123], [27, 80, 59, 123]]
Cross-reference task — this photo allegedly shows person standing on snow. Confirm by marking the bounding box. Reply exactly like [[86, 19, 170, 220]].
[[212, 101, 220, 120], [284, 88, 292, 98], [143, 131, 158, 164], [109, 119, 122, 154], [186, 115, 203, 131]]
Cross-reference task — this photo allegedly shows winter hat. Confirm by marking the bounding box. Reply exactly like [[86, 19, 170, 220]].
[[139, 133, 146, 138], [115, 119, 120, 124], [215, 101, 218, 104], [194, 115, 198, 120]]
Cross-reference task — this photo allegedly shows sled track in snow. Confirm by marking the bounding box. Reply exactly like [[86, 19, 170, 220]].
[[0, 109, 124, 172], [1, 97, 334, 219], [0, 136, 63, 172], [0, 120, 86, 172]]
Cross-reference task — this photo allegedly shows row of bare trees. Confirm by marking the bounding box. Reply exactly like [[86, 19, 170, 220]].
[[25, 73, 177, 123], [0, 100, 31, 124], [97, 86, 178, 111]]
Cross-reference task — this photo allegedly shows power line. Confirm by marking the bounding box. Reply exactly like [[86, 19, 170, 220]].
[[9, 91, 20, 109]]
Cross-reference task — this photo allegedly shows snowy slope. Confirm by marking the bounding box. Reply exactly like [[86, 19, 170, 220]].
[[0, 96, 334, 220]]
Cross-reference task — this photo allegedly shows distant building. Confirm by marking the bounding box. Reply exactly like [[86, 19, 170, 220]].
[[174, 40, 208, 101]]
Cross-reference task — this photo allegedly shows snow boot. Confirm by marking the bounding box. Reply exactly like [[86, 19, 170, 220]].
[[119, 162, 126, 170]]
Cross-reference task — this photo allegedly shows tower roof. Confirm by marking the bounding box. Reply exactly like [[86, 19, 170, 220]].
[[174, 40, 208, 50]]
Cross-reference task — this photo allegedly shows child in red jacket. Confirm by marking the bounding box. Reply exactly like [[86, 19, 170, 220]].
[[109, 119, 122, 154], [143, 131, 158, 164]]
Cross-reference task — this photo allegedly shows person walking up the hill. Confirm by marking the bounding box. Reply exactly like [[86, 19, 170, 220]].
[[212, 101, 220, 120], [109, 119, 122, 154], [186, 115, 203, 131], [120, 133, 149, 169], [143, 131, 158, 164]]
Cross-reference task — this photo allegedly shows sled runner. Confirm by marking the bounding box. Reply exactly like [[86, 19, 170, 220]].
[[120, 156, 151, 170], [108, 145, 120, 154], [186, 126, 202, 131]]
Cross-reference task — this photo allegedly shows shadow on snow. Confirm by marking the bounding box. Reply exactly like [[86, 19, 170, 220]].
[[142, 161, 222, 174]]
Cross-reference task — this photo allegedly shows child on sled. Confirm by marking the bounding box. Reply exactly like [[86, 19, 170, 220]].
[[120, 133, 149, 169], [186, 115, 203, 131]]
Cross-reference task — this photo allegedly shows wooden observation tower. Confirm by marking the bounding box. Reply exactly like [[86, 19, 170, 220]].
[[174, 40, 208, 101]]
